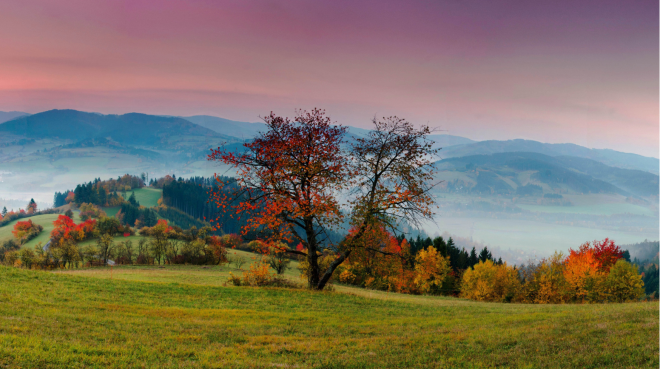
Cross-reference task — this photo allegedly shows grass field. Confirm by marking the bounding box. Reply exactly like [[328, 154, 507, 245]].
[[119, 188, 162, 208], [0, 265, 657, 368]]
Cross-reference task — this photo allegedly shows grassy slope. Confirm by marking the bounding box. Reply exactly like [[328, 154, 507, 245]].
[[119, 187, 162, 208], [0, 266, 658, 368], [0, 213, 82, 249], [58, 249, 301, 285]]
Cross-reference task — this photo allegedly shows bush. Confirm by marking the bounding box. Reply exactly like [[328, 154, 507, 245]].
[[11, 219, 44, 245]]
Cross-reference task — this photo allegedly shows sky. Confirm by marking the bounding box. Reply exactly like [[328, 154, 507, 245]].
[[0, 0, 657, 157]]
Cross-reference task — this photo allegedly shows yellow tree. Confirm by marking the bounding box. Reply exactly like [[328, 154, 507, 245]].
[[414, 246, 450, 294]]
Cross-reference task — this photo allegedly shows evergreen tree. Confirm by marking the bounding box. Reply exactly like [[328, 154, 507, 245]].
[[128, 192, 139, 206], [98, 187, 107, 206], [433, 236, 447, 257], [1, 207, 6, 216], [479, 247, 492, 262], [469, 247, 478, 268]]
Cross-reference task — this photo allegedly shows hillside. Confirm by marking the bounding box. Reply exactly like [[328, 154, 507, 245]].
[[0, 111, 28, 124], [434, 152, 659, 198], [0, 109, 236, 146], [183, 115, 267, 139], [441, 139, 659, 174], [1, 266, 657, 368]]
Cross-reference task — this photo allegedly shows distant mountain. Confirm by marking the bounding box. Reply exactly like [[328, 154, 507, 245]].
[[185, 116, 477, 149], [427, 134, 476, 149], [0, 109, 235, 146], [183, 115, 266, 139], [435, 152, 659, 198], [440, 139, 659, 174], [0, 111, 29, 124]]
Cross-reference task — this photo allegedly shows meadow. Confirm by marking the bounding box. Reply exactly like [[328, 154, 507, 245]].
[[0, 265, 657, 368], [119, 188, 162, 208], [0, 213, 82, 250]]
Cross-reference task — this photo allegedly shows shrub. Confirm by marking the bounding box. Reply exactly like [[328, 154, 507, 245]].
[[242, 261, 273, 286], [12, 219, 44, 245]]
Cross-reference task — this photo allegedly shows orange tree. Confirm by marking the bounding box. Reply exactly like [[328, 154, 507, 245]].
[[208, 108, 439, 290]]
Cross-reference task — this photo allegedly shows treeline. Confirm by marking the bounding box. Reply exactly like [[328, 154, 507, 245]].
[[402, 234, 500, 273], [321, 227, 649, 302], [54, 175, 145, 207], [117, 202, 158, 228], [161, 175, 250, 235], [1, 216, 229, 269]]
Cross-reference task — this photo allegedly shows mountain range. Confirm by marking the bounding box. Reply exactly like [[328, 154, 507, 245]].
[[434, 152, 659, 198], [0, 109, 657, 199], [0, 110, 234, 146]]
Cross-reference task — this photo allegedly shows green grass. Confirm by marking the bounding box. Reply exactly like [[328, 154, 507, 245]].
[[103, 207, 120, 218], [0, 213, 82, 249], [119, 188, 162, 208], [58, 249, 302, 285], [0, 266, 657, 368]]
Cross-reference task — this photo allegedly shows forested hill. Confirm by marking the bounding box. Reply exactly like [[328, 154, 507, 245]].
[[183, 115, 267, 139], [434, 152, 659, 198], [439, 139, 659, 174], [0, 109, 235, 145], [0, 111, 28, 124]]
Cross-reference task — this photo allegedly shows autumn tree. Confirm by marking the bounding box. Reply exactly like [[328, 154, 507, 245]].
[[605, 259, 645, 302], [26, 199, 37, 214], [209, 109, 439, 290]]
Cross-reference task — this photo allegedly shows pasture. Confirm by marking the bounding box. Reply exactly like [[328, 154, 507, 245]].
[[0, 265, 657, 368], [119, 188, 162, 208]]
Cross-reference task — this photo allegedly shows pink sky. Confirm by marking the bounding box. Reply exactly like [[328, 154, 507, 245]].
[[0, 0, 657, 157]]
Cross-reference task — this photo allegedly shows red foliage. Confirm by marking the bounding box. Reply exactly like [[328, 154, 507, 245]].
[[123, 232, 130, 237], [65, 191, 75, 203], [12, 219, 36, 239], [592, 238, 623, 272], [50, 215, 96, 245]]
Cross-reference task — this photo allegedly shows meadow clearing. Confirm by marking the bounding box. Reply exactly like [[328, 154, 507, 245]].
[[0, 263, 657, 368], [119, 188, 163, 208]]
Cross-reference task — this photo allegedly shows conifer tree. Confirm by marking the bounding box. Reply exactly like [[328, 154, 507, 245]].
[[469, 247, 479, 267], [479, 247, 492, 262]]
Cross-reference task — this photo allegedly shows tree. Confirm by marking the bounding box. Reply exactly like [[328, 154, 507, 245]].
[[478, 247, 492, 263], [469, 247, 479, 267], [2, 207, 7, 217], [209, 109, 438, 290], [65, 209, 74, 219], [96, 234, 115, 265], [266, 247, 292, 275], [461, 260, 521, 302], [27, 199, 37, 214], [605, 260, 645, 302], [128, 192, 139, 206], [592, 238, 623, 272], [414, 246, 450, 294], [563, 243, 605, 302]]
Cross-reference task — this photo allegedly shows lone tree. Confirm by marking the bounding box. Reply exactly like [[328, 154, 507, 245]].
[[208, 108, 439, 290]]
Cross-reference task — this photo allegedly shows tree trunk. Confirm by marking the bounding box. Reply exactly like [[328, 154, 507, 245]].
[[317, 250, 351, 290], [304, 217, 320, 289]]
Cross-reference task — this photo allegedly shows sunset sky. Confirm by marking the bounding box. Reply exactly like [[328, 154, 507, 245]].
[[0, 0, 657, 157]]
